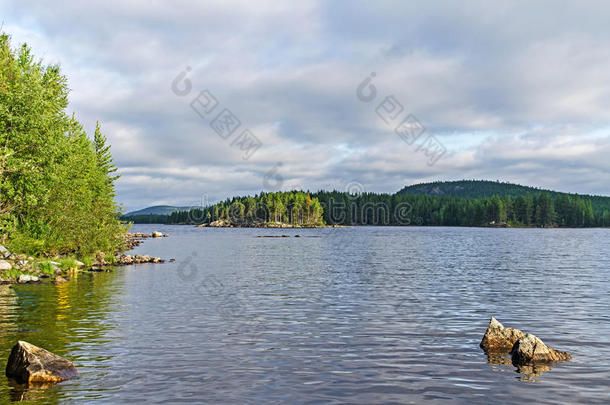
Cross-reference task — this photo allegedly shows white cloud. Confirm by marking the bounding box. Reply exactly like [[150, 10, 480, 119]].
[[2, 0, 609, 210]]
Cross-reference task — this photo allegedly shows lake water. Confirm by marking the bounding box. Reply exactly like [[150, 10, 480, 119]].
[[1, 225, 609, 403]]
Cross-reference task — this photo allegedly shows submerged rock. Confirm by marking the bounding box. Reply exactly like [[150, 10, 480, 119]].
[[480, 317, 526, 352], [510, 334, 572, 365], [5, 341, 79, 384], [53, 276, 68, 284]]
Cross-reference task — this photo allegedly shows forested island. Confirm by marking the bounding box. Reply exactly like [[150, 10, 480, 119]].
[[124, 180, 610, 228], [0, 34, 126, 258]]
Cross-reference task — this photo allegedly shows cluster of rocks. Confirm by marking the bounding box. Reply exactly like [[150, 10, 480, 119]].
[[0, 244, 73, 284], [114, 254, 165, 265], [257, 234, 303, 238], [480, 317, 571, 375], [1, 233, 169, 284], [199, 219, 233, 227], [124, 231, 168, 249]]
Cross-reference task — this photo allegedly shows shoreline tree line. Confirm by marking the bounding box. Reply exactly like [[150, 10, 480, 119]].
[[0, 34, 125, 255], [124, 187, 610, 227]]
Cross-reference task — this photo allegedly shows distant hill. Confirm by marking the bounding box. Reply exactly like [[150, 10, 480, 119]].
[[397, 180, 607, 199], [124, 205, 191, 217], [396, 180, 610, 221]]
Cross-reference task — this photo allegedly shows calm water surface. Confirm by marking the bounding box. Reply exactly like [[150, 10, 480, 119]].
[[1, 225, 609, 403]]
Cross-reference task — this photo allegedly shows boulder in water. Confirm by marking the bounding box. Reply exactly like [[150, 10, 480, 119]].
[[53, 276, 68, 284], [510, 334, 571, 365], [5, 341, 79, 383], [480, 317, 526, 352]]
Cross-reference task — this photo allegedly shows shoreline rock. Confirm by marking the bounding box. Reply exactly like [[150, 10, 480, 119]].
[[0, 233, 168, 284], [5, 341, 79, 384], [198, 220, 340, 229], [125, 231, 169, 248], [114, 254, 164, 265], [18, 275, 39, 283], [53, 276, 68, 284]]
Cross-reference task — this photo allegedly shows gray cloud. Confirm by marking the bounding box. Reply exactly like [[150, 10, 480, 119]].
[[2, 0, 609, 210]]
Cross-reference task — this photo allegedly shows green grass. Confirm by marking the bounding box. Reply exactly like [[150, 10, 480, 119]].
[[37, 262, 56, 276], [1, 268, 23, 280], [58, 257, 78, 270], [81, 256, 93, 267]]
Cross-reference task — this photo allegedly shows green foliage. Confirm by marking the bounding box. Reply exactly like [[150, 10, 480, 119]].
[[3, 231, 47, 255], [126, 182, 609, 228], [58, 257, 78, 270], [139, 191, 326, 226], [398, 180, 610, 225], [311, 190, 607, 227], [38, 261, 55, 276], [81, 255, 94, 268], [0, 33, 126, 254], [2, 268, 23, 280]]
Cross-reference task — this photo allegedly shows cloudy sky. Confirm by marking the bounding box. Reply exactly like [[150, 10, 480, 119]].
[[2, 1, 609, 211]]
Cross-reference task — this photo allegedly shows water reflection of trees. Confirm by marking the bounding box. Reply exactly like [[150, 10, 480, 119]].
[[0, 270, 125, 402]]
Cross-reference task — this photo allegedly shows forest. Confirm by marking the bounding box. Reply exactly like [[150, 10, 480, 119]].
[[124, 183, 610, 228], [162, 191, 325, 226], [0, 34, 125, 254], [312, 190, 607, 227]]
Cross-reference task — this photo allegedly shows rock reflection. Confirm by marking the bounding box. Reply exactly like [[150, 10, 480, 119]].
[[486, 352, 513, 367], [515, 362, 552, 379], [6, 380, 60, 403], [485, 351, 555, 378], [1, 271, 125, 402]]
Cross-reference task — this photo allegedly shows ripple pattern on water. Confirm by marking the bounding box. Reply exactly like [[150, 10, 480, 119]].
[[1, 225, 609, 403]]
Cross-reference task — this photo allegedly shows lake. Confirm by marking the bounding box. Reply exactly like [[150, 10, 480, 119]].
[[1, 225, 609, 403]]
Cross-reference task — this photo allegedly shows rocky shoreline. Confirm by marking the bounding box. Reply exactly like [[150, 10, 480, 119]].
[[0, 231, 169, 285]]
